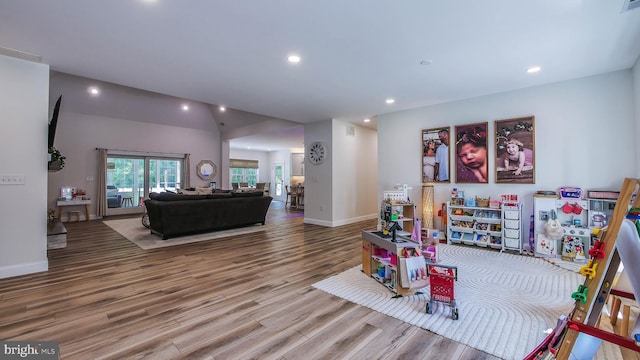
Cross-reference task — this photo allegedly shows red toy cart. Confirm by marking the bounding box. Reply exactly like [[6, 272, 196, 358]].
[[425, 264, 459, 320]]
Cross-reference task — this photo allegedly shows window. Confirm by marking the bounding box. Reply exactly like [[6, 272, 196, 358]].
[[231, 168, 258, 186], [230, 159, 259, 186], [106, 155, 183, 212]]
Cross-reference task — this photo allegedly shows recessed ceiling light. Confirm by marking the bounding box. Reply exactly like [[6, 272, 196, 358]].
[[88, 86, 100, 95], [288, 55, 301, 63], [219, 106, 226, 112], [527, 66, 541, 73], [181, 104, 189, 111], [385, 98, 395, 104], [364, 118, 371, 123]]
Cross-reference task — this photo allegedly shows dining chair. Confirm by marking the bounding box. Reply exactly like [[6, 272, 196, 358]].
[[256, 182, 265, 191], [285, 185, 293, 208], [295, 185, 304, 209], [231, 183, 239, 191], [239, 182, 248, 188]]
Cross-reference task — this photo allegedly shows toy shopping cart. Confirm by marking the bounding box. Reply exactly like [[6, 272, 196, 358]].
[[425, 264, 459, 320]]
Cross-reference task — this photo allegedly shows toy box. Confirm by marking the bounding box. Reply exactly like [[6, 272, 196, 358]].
[[559, 187, 583, 200], [421, 228, 439, 263]]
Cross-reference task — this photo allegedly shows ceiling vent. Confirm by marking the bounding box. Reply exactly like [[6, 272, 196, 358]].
[[346, 125, 355, 136], [622, 0, 640, 12]]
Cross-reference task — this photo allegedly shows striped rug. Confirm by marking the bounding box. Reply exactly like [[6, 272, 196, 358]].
[[312, 244, 622, 360]]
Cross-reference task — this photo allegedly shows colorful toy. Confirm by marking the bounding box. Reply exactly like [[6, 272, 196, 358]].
[[571, 285, 588, 303], [425, 264, 459, 320], [578, 261, 597, 279], [588, 240, 605, 259]]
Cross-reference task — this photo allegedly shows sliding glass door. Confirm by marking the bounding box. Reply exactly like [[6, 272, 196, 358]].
[[106, 156, 183, 215]]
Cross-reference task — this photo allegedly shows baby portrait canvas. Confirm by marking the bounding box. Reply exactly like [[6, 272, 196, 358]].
[[495, 116, 535, 184]]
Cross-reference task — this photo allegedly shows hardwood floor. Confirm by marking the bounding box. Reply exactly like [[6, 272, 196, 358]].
[[0, 202, 498, 359]]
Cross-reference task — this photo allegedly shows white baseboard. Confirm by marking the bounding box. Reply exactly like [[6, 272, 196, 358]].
[[303, 213, 377, 227], [0, 260, 48, 279]]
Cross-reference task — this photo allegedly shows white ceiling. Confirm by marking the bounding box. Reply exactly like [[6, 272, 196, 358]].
[[1, 1, 640, 151]]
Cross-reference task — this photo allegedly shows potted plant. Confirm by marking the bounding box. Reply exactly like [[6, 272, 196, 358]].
[[48, 95, 65, 172], [48, 146, 66, 171]]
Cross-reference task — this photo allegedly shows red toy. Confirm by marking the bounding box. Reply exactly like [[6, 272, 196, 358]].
[[425, 264, 459, 320]]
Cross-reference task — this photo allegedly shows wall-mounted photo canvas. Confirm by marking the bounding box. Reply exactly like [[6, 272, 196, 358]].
[[421, 126, 450, 183], [454, 122, 489, 183], [495, 116, 535, 184]]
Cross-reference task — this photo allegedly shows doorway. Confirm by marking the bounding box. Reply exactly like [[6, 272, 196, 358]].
[[105, 156, 183, 215], [272, 162, 284, 202]]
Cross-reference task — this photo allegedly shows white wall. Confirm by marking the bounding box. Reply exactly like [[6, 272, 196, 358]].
[[304, 120, 334, 225], [0, 54, 49, 278], [378, 70, 636, 236], [331, 120, 378, 225], [303, 119, 378, 226], [633, 56, 640, 177]]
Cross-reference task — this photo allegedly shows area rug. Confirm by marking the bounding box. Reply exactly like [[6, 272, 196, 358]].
[[104, 217, 271, 250], [312, 245, 622, 360]]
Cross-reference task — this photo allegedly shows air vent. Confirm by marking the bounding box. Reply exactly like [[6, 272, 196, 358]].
[[622, 0, 640, 12], [346, 125, 355, 136]]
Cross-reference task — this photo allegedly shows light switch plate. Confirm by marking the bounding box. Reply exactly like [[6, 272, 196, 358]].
[[0, 174, 26, 185]]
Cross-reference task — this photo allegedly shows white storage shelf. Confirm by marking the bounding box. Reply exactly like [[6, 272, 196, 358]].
[[501, 202, 523, 254], [447, 201, 522, 253]]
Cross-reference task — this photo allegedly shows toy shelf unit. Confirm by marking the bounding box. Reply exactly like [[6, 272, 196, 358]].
[[361, 230, 423, 297], [447, 202, 502, 250], [380, 202, 415, 236], [533, 194, 590, 261], [501, 202, 523, 254], [379, 189, 415, 237], [587, 190, 620, 232]]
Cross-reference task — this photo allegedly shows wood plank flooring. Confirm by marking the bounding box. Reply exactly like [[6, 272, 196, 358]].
[[0, 202, 503, 359]]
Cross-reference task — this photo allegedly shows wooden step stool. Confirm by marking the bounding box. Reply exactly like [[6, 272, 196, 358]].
[[67, 210, 81, 222]]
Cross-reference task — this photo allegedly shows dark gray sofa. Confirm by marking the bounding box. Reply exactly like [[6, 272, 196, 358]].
[[144, 190, 273, 239]]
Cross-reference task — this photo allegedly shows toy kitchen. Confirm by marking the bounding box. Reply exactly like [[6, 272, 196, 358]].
[[533, 187, 591, 262]]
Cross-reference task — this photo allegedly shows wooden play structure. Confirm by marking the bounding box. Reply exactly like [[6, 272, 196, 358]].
[[525, 177, 640, 359]]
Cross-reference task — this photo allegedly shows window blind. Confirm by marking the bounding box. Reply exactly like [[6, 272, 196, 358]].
[[230, 159, 259, 169]]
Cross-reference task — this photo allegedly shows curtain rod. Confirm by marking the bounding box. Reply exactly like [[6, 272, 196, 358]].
[[96, 147, 189, 158]]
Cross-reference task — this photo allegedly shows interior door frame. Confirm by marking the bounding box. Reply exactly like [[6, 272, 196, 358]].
[[272, 161, 285, 202]]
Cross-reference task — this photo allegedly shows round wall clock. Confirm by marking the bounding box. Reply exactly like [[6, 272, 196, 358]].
[[308, 141, 327, 165]]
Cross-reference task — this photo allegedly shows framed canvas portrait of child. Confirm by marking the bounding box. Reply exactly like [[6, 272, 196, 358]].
[[454, 122, 489, 184], [422, 126, 450, 183], [495, 116, 535, 184]]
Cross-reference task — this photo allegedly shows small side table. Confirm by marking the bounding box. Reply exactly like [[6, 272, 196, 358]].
[[57, 199, 91, 222]]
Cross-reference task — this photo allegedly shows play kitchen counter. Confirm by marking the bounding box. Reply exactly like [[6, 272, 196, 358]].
[[362, 230, 423, 297]]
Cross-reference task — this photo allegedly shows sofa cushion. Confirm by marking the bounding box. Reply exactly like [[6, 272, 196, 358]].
[[206, 193, 233, 199], [231, 190, 264, 197], [177, 189, 198, 195], [106, 188, 118, 197], [150, 192, 208, 201], [214, 189, 233, 194], [195, 187, 213, 195]]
